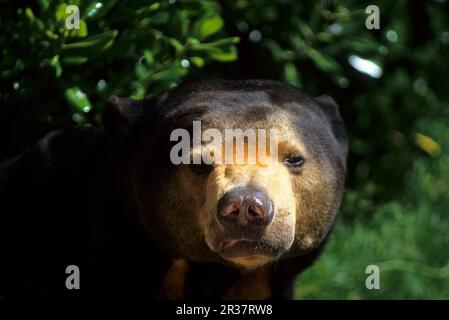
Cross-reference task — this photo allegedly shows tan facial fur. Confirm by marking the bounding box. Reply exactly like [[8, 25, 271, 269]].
[[172, 111, 327, 269], [201, 155, 297, 269]]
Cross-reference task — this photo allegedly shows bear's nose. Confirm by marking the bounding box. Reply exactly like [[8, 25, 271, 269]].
[[217, 186, 274, 229]]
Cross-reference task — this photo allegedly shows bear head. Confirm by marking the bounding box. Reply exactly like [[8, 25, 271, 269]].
[[103, 80, 347, 270]]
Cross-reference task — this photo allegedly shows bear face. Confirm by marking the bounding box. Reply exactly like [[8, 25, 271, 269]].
[[104, 80, 348, 271]]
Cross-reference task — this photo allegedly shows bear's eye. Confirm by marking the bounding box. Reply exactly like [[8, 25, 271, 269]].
[[284, 155, 305, 168], [190, 162, 214, 174]]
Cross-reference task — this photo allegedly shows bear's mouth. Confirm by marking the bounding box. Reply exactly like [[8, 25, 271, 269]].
[[219, 239, 277, 259]]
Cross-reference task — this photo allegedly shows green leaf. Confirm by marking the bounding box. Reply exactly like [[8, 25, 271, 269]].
[[189, 37, 239, 62], [50, 55, 62, 77], [135, 64, 149, 79], [149, 3, 160, 11], [144, 51, 154, 66], [189, 37, 240, 51], [55, 3, 68, 21], [187, 37, 201, 46], [62, 30, 117, 50], [263, 39, 287, 62], [38, 0, 50, 12], [152, 67, 186, 83], [61, 30, 118, 62], [206, 37, 240, 47], [169, 38, 184, 54], [69, 20, 88, 38], [64, 87, 92, 113], [62, 57, 89, 65], [168, 10, 189, 39], [340, 36, 381, 53], [306, 47, 340, 73], [25, 7, 35, 21], [209, 46, 238, 62], [298, 21, 314, 38], [23, 7, 45, 30], [193, 14, 224, 39], [283, 62, 301, 86], [147, 11, 169, 25], [190, 56, 205, 68]]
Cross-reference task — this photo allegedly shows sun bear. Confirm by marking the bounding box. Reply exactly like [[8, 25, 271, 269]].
[[0, 80, 347, 299]]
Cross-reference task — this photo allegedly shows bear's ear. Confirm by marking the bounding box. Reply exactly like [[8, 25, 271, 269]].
[[102, 96, 145, 134], [314, 95, 348, 157]]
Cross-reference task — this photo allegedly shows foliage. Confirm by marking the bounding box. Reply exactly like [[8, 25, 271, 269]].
[[295, 115, 449, 299], [0, 0, 238, 154], [1, 0, 449, 298]]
